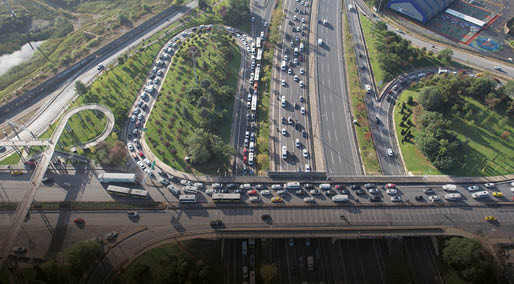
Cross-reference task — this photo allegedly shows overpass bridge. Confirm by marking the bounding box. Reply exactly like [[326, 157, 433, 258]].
[[0, 104, 114, 265]]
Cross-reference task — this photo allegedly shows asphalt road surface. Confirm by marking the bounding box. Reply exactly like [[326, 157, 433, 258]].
[[271, 0, 314, 172], [316, 0, 362, 175]]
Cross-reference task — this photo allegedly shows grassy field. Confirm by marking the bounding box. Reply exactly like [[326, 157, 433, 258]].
[[395, 90, 514, 176], [343, 10, 381, 174], [115, 239, 223, 284], [144, 29, 240, 174], [359, 15, 387, 88], [0, 152, 21, 165], [394, 90, 443, 175]]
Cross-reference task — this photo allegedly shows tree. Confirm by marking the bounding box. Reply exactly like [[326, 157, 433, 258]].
[[75, 81, 88, 96], [65, 240, 101, 278], [198, 0, 209, 10], [118, 56, 125, 65], [260, 264, 279, 284], [438, 48, 453, 61], [418, 86, 442, 111], [186, 129, 211, 164], [442, 237, 495, 283], [132, 263, 152, 283], [485, 92, 500, 109], [118, 13, 130, 25], [200, 78, 211, 89]]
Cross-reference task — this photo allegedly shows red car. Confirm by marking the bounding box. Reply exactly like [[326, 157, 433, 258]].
[[243, 148, 248, 154], [138, 150, 144, 157], [334, 184, 344, 190], [385, 183, 396, 189], [74, 218, 85, 224], [248, 189, 258, 195], [243, 156, 248, 164]]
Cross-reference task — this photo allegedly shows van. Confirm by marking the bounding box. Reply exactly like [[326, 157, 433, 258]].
[[281, 60, 287, 71], [318, 38, 323, 46], [319, 183, 331, 190], [444, 193, 462, 201], [285, 182, 301, 189], [249, 142, 255, 152], [472, 191, 489, 199], [248, 153, 254, 165], [183, 186, 198, 194], [167, 184, 180, 195], [332, 195, 349, 202], [442, 184, 457, 191]]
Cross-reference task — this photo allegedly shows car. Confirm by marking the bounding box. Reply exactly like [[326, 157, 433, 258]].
[[387, 148, 394, 157], [391, 196, 402, 202], [386, 188, 398, 195], [304, 183, 314, 189], [493, 66, 502, 71], [282, 128, 287, 136], [41, 177, 53, 184], [301, 106, 305, 114], [303, 149, 308, 158], [355, 189, 365, 195], [261, 214, 272, 223], [369, 188, 379, 194], [364, 183, 376, 189], [295, 138, 301, 148], [369, 196, 381, 202], [428, 195, 441, 202], [0, 146, 5, 152], [424, 188, 434, 195], [289, 238, 294, 246], [261, 190, 272, 196], [10, 170, 23, 176], [485, 216, 496, 221], [210, 220, 224, 229], [467, 185, 480, 191], [251, 16, 255, 22], [137, 161, 146, 169], [271, 196, 284, 203], [227, 183, 237, 189], [256, 184, 266, 190], [74, 218, 85, 224], [305, 164, 311, 172], [310, 189, 320, 195], [138, 150, 144, 157], [415, 195, 424, 201], [492, 191, 503, 197], [484, 183, 495, 188], [288, 68, 293, 74], [294, 75, 299, 82], [264, 21, 268, 27], [300, 95, 305, 102], [128, 211, 139, 218], [385, 183, 396, 189], [350, 184, 360, 190], [159, 178, 170, 185], [299, 81, 304, 88], [325, 189, 336, 196], [294, 58, 298, 64], [281, 80, 286, 86], [277, 190, 287, 196], [97, 64, 104, 70], [180, 179, 192, 186], [250, 196, 261, 202]]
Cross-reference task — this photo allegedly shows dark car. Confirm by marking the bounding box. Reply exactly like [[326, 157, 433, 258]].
[[41, 177, 53, 184], [364, 183, 376, 189], [325, 189, 336, 196], [226, 183, 237, 189], [304, 183, 313, 189], [210, 220, 224, 230], [350, 184, 360, 190], [415, 195, 424, 201], [424, 188, 435, 195], [256, 184, 266, 190], [369, 196, 381, 202], [261, 214, 272, 224], [355, 189, 366, 195]]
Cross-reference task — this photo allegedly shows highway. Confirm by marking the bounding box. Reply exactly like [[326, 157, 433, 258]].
[[345, 2, 405, 175], [0, 1, 198, 161], [316, 0, 362, 175], [270, 0, 314, 172], [0, 203, 513, 282]]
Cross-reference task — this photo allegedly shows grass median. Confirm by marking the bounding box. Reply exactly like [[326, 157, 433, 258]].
[[343, 10, 381, 174]]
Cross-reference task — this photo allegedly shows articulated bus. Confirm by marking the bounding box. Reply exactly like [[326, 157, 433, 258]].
[[212, 193, 241, 203], [106, 185, 148, 198]]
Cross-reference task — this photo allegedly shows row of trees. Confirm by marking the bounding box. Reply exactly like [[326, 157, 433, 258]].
[[186, 128, 234, 164], [222, 0, 251, 26]]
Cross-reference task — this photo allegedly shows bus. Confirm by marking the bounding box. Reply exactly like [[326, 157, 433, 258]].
[[256, 37, 262, 48], [179, 194, 197, 203], [251, 94, 258, 111], [285, 182, 301, 189], [256, 49, 263, 61], [106, 185, 149, 198], [212, 193, 241, 203], [254, 66, 260, 82]]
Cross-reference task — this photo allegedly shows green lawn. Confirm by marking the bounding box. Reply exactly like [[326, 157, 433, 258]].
[[0, 152, 21, 165], [394, 90, 443, 175], [344, 10, 381, 174], [395, 90, 514, 176], [144, 29, 240, 174], [359, 16, 387, 88], [115, 239, 223, 284]]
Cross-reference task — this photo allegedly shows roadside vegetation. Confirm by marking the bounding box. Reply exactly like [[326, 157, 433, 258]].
[[435, 237, 502, 284], [115, 239, 223, 284], [395, 73, 514, 176], [0, 0, 186, 105], [255, 47, 273, 174], [360, 17, 453, 89], [343, 9, 381, 174], [0, 240, 102, 283], [145, 28, 238, 174]]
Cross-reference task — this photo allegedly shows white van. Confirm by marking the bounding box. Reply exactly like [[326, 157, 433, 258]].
[[444, 193, 462, 201], [285, 182, 301, 189], [167, 184, 180, 195], [472, 191, 489, 199], [319, 183, 331, 190], [442, 184, 457, 191], [332, 195, 349, 202], [183, 186, 198, 194], [281, 60, 287, 71]]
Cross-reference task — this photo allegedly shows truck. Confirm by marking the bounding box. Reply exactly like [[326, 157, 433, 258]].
[[98, 173, 136, 183], [307, 256, 314, 271]]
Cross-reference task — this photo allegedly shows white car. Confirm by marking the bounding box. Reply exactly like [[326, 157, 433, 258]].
[[303, 149, 308, 158], [294, 75, 299, 82], [484, 183, 495, 188], [386, 188, 397, 195], [305, 164, 311, 172], [429, 195, 440, 202], [300, 68, 305, 75], [369, 188, 379, 194], [205, 188, 214, 195], [282, 128, 287, 136], [136, 161, 146, 169], [301, 107, 305, 114], [127, 143, 134, 152], [310, 189, 320, 195], [264, 21, 268, 27], [294, 58, 298, 64], [144, 158, 152, 166], [304, 197, 315, 203], [467, 185, 480, 191], [180, 179, 192, 186], [387, 148, 394, 157], [299, 81, 304, 88], [296, 139, 301, 148], [277, 190, 287, 196], [261, 190, 272, 196], [281, 80, 286, 86], [288, 68, 293, 74], [391, 196, 402, 202], [250, 196, 261, 202]]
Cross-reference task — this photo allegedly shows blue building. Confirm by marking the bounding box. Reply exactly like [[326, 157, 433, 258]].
[[387, 0, 455, 23]]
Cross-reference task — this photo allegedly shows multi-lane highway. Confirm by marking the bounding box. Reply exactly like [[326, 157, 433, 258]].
[[316, 0, 362, 175], [271, 0, 314, 172]]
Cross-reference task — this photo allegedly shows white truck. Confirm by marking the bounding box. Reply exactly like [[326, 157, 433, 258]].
[[98, 173, 136, 183]]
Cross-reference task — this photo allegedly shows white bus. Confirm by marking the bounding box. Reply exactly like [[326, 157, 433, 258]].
[[256, 37, 262, 48], [285, 182, 301, 189], [251, 94, 258, 111], [332, 195, 349, 202], [179, 194, 197, 203], [256, 49, 263, 61], [106, 185, 148, 198], [212, 193, 241, 203], [254, 66, 260, 82]]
